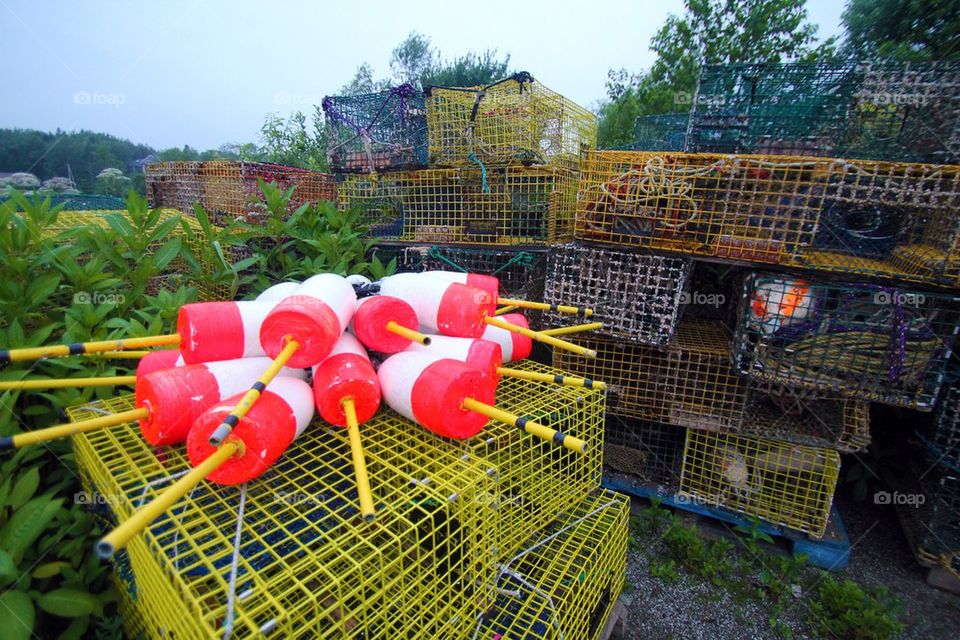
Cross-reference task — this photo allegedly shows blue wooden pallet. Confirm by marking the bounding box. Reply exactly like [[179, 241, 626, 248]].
[[603, 476, 851, 571]]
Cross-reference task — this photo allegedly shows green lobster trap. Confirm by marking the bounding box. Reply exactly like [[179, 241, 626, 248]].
[[733, 273, 960, 410], [322, 84, 428, 173], [632, 112, 689, 152], [425, 72, 596, 170]]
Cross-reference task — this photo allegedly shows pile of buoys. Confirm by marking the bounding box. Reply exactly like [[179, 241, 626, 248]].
[[0, 270, 605, 559]]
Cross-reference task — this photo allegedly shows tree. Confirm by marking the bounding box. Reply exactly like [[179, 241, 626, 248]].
[[390, 32, 436, 85], [842, 0, 960, 61], [339, 63, 391, 95], [422, 50, 511, 87], [95, 168, 131, 197]]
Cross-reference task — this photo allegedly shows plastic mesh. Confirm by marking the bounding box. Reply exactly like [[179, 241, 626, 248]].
[[543, 242, 692, 346], [323, 85, 428, 172], [425, 73, 596, 170], [478, 491, 628, 640], [338, 166, 577, 246], [680, 430, 841, 538], [575, 151, 960, 287], [632, 113, 689, 152], [69, 395, 498, 640], [605, 416, 685, 491], [734, 273, 960, 409]]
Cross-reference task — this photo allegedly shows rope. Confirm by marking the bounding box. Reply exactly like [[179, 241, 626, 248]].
[[491, 251, 534, 275], [426, 247, 468, 272], [222, 482, 249, 640], [468, 152, 490, 194]]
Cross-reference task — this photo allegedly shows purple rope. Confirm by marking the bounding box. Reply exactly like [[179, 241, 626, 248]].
[[323, 83, 419, 137]]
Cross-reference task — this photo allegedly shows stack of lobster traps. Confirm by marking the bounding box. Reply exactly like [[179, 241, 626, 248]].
[[553, 60, 960, 569]]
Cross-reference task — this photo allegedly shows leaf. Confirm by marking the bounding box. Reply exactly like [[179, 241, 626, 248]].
[[55, 614, 90, 640], [0, 549, 16, 582], [31, 561, 72, 579], [38, 588, 100, 617], [0, 496, 64, 564], [0, 590, 34, 640], [152, 237, 182, 271], [8, 467, 40, 509], [26, 272, 61, 306]]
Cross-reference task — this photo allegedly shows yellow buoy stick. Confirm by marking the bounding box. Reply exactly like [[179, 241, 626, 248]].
[[384, 321, 432, 346], [208, 339, 301, 446], [0, 376, 137, 391], [96, 440, 242, 559], [496, 367, 606, 391], [462, 397, 587, 455], [540, 322, 604, 337], [484, 317, 597, 359], [1, 334, 181, 364], [91, 350, 152, 359], [342, 398, 375, 522], [496, 298, 593, 317], [493, 305, 518, 316], [0, 408, 149, 450]]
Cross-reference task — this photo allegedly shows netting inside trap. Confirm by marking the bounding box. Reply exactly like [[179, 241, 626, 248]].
[[680, 430, 840, 538], [689, 61, 960, 164], [543, 242, 692, 346], [339, 166, 577, 245], [605, 417, 686, 491], [632, 113, 689, 152], [425, 72, 596, 170], [69, 396, 498, 640], [734, 273, 960, 409], [478, 491, 628, 640], [323, 84, 428, 172]]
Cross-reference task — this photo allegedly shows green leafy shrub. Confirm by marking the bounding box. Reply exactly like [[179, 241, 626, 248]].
[[809, 576, 903, 640]]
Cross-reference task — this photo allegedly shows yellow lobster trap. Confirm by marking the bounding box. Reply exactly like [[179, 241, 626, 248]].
[[338, 166, 577, 246], [425, 72, 596, 170], [69, 396, 499, 640], [575, 151, 960, 287], [477, 490, 629, 640], [680, 430, 841, 538]]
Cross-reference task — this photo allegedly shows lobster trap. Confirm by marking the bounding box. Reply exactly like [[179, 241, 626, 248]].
[[339, 166, 577, 246], [425, 72, 596, 170], [69, 395, 498, 640], [478, 491, 628, 640], [927, 380, 960, 468], [604, 416, 686, 491], [543, 242, 692, 346], [323, 84, 428, 172], [0, 192, 127, 210], [689, 61, 960, 164], [680, 430, 841, 538], [632, 113, 689, 152], [734, 273, 960, 410]]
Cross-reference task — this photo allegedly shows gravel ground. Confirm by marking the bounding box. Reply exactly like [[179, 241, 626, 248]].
[[619, 491, 960, 640]]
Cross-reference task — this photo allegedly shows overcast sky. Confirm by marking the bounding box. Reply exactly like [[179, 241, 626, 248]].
[[0, 0, 846, 150]]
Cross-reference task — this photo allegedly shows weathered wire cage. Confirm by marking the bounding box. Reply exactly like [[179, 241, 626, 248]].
[[689, 61, 960, 164], [926, 379, 960, 468], [0, 192, 127, 210], [323, 84, 428, 173], [478, 491, 628, 640], [680, 430, 841, 538], [734, 273, 960, 410], [339, 166, 577, 246], [69, 395, 499, 640], [553, 319, 871, 452], [146, 161, 337, 225], [576, 151, 960, 287], [425, 72, 596, 170], [604, 416, 686, 491], [632, 113, 689, 151], [543, 242, 692, 346]]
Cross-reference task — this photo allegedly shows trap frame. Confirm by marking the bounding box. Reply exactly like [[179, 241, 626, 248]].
[[542, 242, 692, 346], [425, 72, 596, 170], [680, 429, 841, 538], [69, 395, 499, 640], [338, 166, 577, 246], [734, 273, 960, 410], [604, 416, 686, 492], [477, 491, 629, 640], [575, 151, 960, 288], [927, 380, 960, 468], [323, 84, 428, 173], [632, 113, 689, 152]]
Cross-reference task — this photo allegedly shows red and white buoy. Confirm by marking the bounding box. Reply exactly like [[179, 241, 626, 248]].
[[405, 336, 503, 383], [378, 273, 495, 338], [134, 349, 184, 378], [177, 301, 278, 364], [479, 312, 533, 362], [377, 351, 496, 440], [351, 296, 421, 354], [312, 332, 381, 425], [259, 273, 357, 367], [135, 356, 306, 446], [255, 281, 301, 302], [186, 376, 315, 485], [423, 271, 500, 300]]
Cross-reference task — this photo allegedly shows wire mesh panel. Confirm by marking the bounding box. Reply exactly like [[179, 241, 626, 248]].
[[632, 113, 689, 151], [928, 382, 960, 468], [896, 450, 960, 581], [543, 242, 692, 346], [478, 491, 628, 640], [0, 192, 128, 210], [323, 84, 428, 173], [69, 395, 498, 640], [690, 62, 960, 164], [680, 430, 841, 538], [605, 416, 686, 491], [339, 166, 577, 245], [425, 72, 597, 170], [145, 161, 203, 213], [734, 273, 960, 409]]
